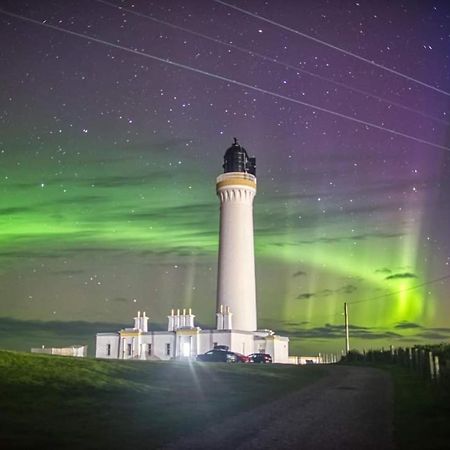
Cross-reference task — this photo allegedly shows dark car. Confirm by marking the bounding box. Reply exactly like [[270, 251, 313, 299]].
[[248, 353, 272, 363], [213, 344, 229, 351], [196, 349, 244, 363]]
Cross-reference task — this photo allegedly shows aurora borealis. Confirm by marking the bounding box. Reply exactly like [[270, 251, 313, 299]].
[[1, 0, 450, 355]]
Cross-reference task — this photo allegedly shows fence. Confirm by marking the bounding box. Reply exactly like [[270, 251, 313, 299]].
[[343, 345, 450, 383]]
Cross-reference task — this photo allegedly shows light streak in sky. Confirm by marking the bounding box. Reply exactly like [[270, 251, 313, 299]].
[[0, 7, 449, 153], [95, 0, 449, 125], [214, 0, 450, 97]]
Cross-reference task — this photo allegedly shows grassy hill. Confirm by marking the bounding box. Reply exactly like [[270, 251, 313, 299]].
[[0, 351, 326, 449]]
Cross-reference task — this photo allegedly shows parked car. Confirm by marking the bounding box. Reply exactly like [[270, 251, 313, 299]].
[[213, 344, 229, 351], [196, 349, 248, 363], [248, 353, 272, 364], [234, 352, 250, 363]]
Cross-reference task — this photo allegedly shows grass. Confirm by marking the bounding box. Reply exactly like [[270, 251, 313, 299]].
[[0, 350, 326, 449], [341, 355, 450, 450], [388, 365, 450, 450]]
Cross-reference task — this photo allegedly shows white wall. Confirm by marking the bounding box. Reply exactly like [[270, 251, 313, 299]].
[[197, 330, 256, 356], [96, 329, 290, 363], [143, 333, 175, 360], [96, 333, 120, 359], [230, 331, 256, 356], [96, 332, 176, 360], [272, 336, 290, 363], [197, 330, 232, 354]]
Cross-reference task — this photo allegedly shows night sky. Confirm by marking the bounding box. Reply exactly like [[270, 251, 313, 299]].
[[1, 0, 450, 355]]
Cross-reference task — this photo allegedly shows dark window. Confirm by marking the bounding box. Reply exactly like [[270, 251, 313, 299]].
[[127, 343, 132, 356], [148, 344, 152, 355], [166, 343, 171, 356], [107, 344, 111, 356]]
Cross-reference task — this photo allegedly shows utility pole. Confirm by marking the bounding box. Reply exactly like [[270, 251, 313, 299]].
[[344, 302, 350, 355]]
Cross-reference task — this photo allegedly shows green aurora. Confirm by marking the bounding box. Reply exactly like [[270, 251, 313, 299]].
[[1, 143, 448, 355], [1, 0, 449, 355]]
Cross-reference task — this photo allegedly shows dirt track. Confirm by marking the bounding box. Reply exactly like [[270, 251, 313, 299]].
[[162, 365, 394, 450]]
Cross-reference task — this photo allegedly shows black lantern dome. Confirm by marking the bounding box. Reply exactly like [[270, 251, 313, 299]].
[[223, 138, 256, 175]]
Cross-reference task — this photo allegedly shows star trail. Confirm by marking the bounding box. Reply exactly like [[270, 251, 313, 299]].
[[0, 0, 449, 354]]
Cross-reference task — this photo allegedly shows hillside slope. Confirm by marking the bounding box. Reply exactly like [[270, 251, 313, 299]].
[[0, 351, 325, 449]]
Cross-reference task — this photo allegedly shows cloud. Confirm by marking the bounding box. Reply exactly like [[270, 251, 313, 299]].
[[385, 272, 417, 280], [0, 206, 33, 215], [416, 331, 450, 340], [375, 268, 392, 274], [0, 317, 125, 335], [297, 284, 358, 300], [284, 321, 310, 326], [339, 284, 357, 294], [415, 327, 450, 340], [394, 321, 422, 329], [141, 248, 211, 258], [293, 270, 307, 277], [429, 327, 450, 333], [319, 289, 334, 297], [276, 323, 402, 340], [0, 317, 167, 355], [271, 232, 403, 247]]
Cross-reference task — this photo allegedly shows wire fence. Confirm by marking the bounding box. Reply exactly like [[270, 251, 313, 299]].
[[342, 344, 450, 383]]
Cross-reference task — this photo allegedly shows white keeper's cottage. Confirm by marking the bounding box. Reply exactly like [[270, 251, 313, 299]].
[[96, 309, 289, 362]]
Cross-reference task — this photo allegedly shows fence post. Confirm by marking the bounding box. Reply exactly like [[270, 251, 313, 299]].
[[407, 347, 413, 369], [420, 349, 426, 377], [413, 348, 419, 371], [428, 352, 435, 380], [434, 355, 440, 382]]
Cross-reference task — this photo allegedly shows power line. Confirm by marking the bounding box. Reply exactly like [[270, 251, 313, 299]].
[[213, 0, 450, 98], [348, 273, 450, 306], [95, 0, 448, 126], [1, 8, 449, 153]]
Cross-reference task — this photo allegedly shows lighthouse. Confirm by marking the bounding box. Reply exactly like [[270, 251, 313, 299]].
[[96, 139, 290, 362], [216, 138, 257, 331]]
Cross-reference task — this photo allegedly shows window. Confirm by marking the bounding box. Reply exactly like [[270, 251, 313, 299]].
[[107, 344, 111, 356], [147, 344, 152, 355], [127, 343, 132, 356], [166, 343, 171, 356]]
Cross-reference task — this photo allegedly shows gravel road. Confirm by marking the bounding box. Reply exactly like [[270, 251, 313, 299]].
[[162, 365, 394, 450]]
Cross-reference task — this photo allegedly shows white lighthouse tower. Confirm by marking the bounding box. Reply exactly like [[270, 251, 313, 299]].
[[216, 138, 257, 331], [96, 139, 290, 362]]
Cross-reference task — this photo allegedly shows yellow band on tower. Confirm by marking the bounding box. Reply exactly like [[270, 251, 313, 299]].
[[216, 177, 257, 190]]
